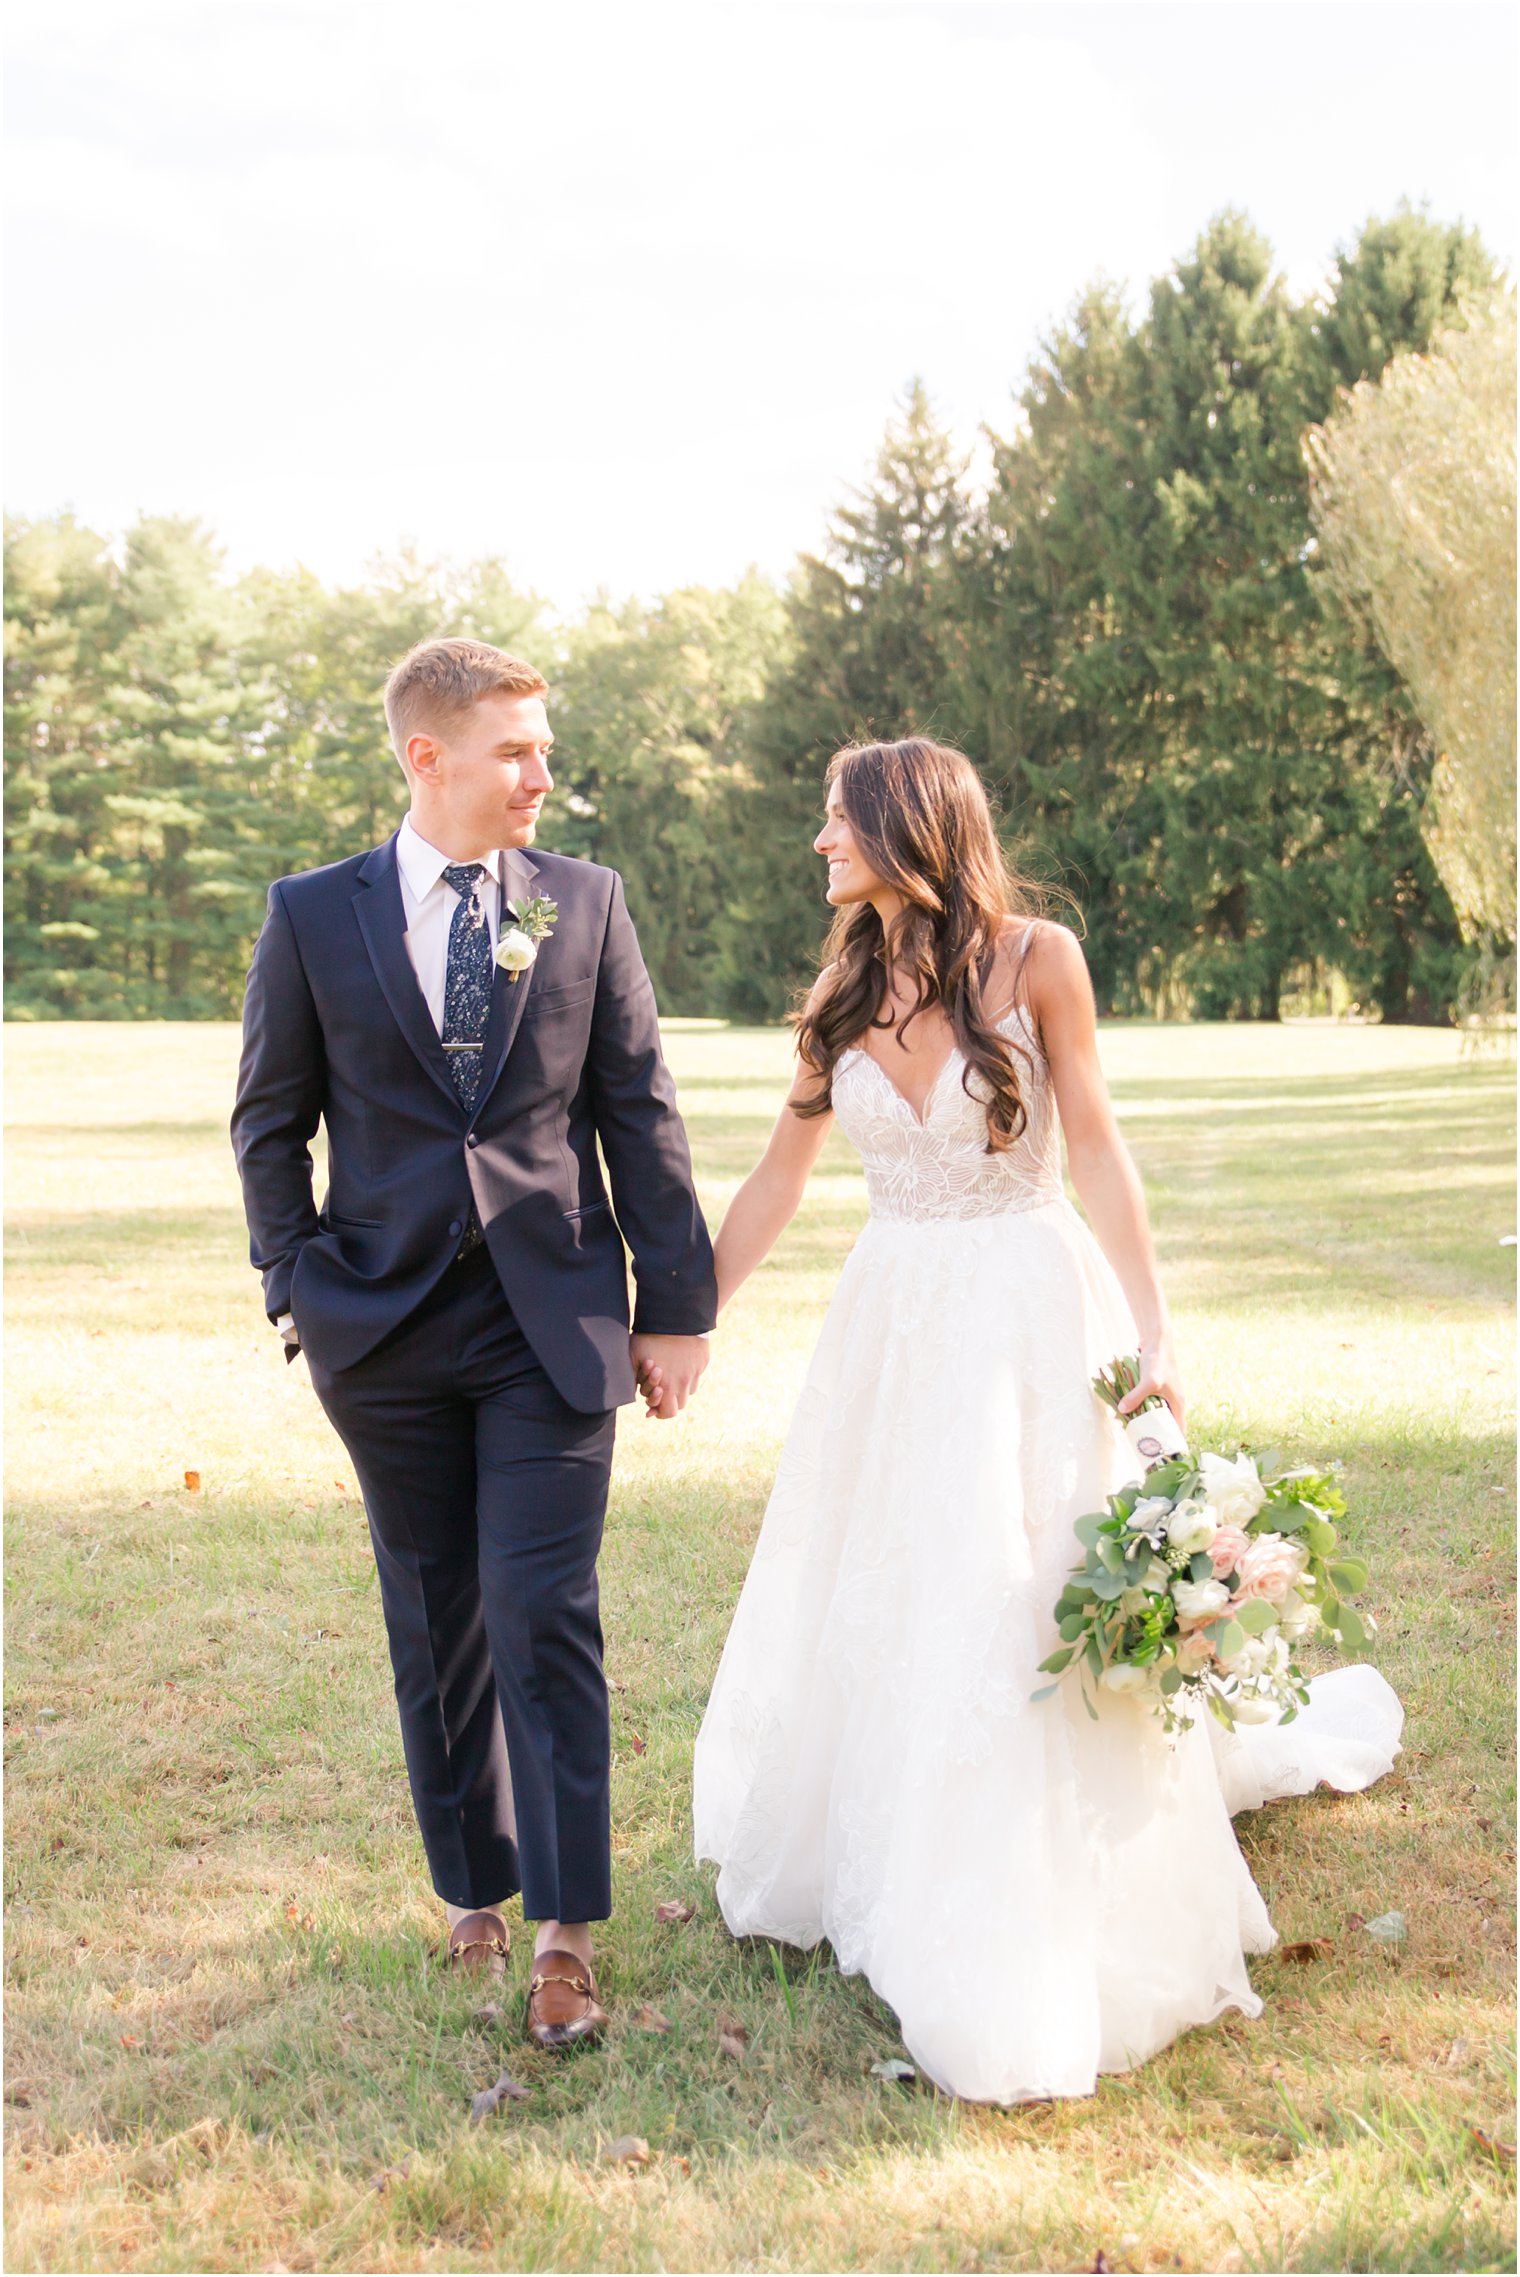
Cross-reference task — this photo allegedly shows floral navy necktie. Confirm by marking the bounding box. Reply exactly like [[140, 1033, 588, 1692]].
[[441, 862, 493, 1115]]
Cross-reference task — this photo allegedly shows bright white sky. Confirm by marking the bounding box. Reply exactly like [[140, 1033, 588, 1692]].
[[5, 0, 1515, 613]]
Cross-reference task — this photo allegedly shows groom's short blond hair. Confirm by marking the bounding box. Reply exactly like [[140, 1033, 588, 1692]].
[[384, 638, 549, 765]]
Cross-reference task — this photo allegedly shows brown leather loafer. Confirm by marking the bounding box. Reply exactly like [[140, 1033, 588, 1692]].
[[446, 1909, 510, 1978], [526, 1948, 608, 2048]]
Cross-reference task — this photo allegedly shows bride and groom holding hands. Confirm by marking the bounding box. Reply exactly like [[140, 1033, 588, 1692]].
[[232, 636, 1400, 2104]]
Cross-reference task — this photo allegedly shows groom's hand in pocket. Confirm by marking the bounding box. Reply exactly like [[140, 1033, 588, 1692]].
[[631, 1333, 709, 1421]]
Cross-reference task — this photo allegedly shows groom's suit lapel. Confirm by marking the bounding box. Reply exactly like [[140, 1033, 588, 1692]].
[[473, 846, 541, 1120], [352, 835, 462, 1112], [351, 835, 542, 1120]]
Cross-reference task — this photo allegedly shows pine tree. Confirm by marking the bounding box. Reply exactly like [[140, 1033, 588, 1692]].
[[716, 382, 970, 1020]]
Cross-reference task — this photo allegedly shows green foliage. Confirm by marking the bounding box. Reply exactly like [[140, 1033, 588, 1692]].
[[1307, 288, 1517, 956], [3, 211, 1503, 1026], [551, 576, 786, 1013], [957, 207, 1497, 1024], [713, 381, 972, 1021]]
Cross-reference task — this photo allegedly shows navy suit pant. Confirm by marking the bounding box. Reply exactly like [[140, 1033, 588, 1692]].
[[307, 1245, 617, 1921]]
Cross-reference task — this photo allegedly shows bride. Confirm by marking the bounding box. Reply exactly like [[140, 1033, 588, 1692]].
[[685, 735, 1402, 2105]]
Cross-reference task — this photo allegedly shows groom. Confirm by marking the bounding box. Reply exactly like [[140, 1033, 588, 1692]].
[[231, 637, 716, 2046]]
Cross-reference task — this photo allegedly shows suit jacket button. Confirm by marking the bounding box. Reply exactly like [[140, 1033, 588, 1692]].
[[466, 1133, 479, 1149], [448, 1220, 463, 1238]]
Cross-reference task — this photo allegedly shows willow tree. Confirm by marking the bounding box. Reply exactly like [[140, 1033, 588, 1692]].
[[1305, 291, 1517, 954]]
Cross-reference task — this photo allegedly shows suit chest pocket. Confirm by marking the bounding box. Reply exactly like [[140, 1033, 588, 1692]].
[[522, 977, 595, 1019]]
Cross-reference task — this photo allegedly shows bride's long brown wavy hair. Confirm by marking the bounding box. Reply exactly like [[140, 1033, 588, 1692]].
[[792, 738, 1064, 1153]]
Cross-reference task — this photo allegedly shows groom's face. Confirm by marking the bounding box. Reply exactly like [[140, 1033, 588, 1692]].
[[412, 691, 555, 852]]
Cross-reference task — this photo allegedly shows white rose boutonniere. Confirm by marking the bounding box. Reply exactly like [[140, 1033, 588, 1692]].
[[494, 893, 558, 985]]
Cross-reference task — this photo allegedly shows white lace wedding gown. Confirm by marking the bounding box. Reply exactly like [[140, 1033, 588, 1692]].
[[692, 998, 1404, 2105]]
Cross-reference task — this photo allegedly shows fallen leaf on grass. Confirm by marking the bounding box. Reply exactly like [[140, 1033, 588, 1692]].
[[716, 2011, 748, 2061], [632, 2005, 671, 2034], [630, 1732, 646, 1757], [603, 2135, 651, 2167], [183, 1471, 201, 1491], [470, 2071, 532, 2123], [282, 1902, 316, 1932], [654, 1900, 696, 1924], [1278, 1939, 1334, 1964], [472, 2003, 503, 2029], [370, 2158, 412, 2192], [870, 2058, 917, 2085], [118, 2035, 140, 2049], [1360, 1909, 1406, 1943], [1468, 2127, 1515, 2165], [1345, 1912, 1366, 1931]]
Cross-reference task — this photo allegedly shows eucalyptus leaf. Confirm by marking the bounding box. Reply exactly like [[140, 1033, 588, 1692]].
[[1233, 1598, 1277, 1635], [1327, 1557, 1368, 1596], [1335, 1601, 1369, 1651], [1301, 1516, 1338, 1555]]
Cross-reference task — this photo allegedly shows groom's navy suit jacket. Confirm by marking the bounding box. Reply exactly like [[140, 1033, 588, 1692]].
[[231, 833, 717, 1411]]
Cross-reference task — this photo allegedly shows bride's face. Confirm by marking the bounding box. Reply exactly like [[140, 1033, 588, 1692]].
[[815, 791, 887, 906]]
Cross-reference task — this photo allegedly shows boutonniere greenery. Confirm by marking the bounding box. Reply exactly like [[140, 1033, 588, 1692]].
[[495, 894, 559, 984]]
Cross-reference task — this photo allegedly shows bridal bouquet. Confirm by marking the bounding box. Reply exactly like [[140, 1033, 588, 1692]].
[[1034, 1355, 1374, 1734]]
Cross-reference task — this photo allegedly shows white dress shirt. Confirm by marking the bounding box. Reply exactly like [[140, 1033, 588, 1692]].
[[396, 813, 504, 1035]]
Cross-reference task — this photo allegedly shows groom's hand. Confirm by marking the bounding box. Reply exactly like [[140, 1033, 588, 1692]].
[[631, 1333, 709, 1421]]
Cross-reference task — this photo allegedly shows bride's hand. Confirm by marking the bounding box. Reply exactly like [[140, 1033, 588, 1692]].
[[1116, 1331, 1185, 1433]]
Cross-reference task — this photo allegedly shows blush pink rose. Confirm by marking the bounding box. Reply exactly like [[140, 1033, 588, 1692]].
[[1208, 1525, 1252, 1580], [1233, 1534, 1309, 1604]]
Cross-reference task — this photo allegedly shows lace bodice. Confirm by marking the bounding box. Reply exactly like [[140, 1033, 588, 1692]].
[[832, 1004, 1065, 1221]]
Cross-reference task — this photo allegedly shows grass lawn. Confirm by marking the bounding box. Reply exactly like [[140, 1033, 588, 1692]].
[[4, 1016, 1515, 2274]]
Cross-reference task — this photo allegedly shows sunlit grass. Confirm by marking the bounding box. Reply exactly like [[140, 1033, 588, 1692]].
[[4, 1018, 1515, 2273]]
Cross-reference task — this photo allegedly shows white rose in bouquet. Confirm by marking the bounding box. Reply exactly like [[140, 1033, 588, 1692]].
[[1101, 1662, 1154, 1695], [1165, 1500, 1218, 1557], [1274, 1587, 1316, 1641], [1219, 1632, 1270, 1679], [1129, 1495, 1174, 1545], [1172, 1576, 1231, 1623], [1224, 1693, 1281, 1725], [1197, 1451, 1267, 1525]]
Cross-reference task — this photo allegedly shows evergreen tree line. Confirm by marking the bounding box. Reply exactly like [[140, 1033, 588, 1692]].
[[5, 207, 1506, 1026]]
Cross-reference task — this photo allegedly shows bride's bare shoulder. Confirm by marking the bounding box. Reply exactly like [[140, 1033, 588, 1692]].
[[987, 917, 1089, 1026]]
